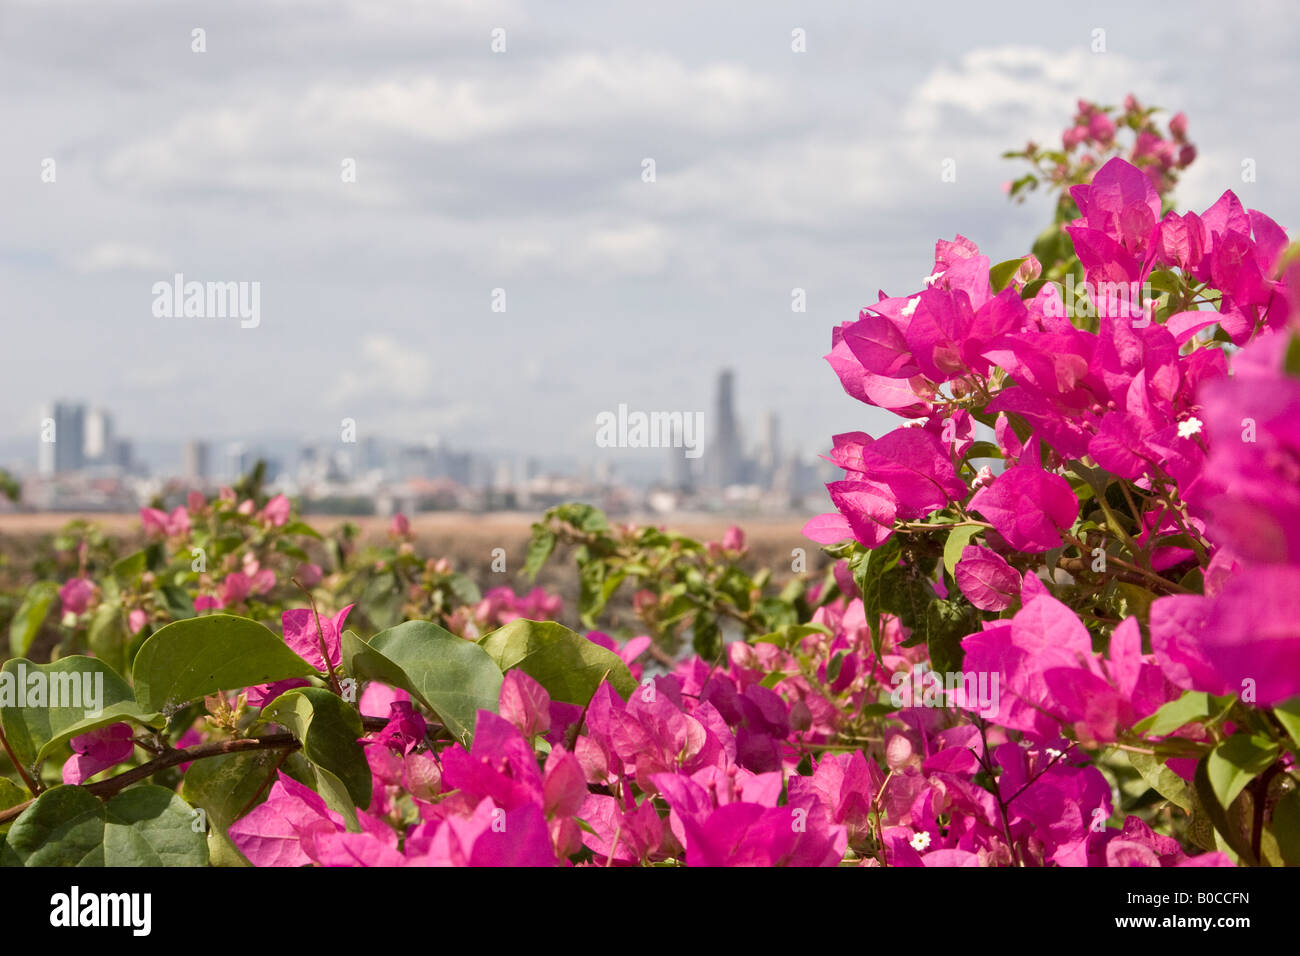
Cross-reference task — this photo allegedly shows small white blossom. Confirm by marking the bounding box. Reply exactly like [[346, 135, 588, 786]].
[[922, 270, 945, 288], [1045, 747, 1063, 760], [1178, 416, 1203, 439], [900, 296, 920, 317], [909, 831, 932, 851]]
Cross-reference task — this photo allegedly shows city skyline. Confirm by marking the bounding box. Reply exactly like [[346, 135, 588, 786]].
[[7, 369, 833, 514]]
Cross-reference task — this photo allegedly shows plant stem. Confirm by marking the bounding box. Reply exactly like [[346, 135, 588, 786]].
[[293, 577, 342, 696], [0, 724, 40, 796]]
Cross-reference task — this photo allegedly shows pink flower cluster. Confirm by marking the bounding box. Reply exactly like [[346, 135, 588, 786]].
[[217, 604, 1231, 867]]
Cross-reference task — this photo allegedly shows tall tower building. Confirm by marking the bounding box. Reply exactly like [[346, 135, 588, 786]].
[[38, 402, 86, 475], [84, 408, 113, 463], [709, 369, 742, 488], [183, 441, 210, 480], [757, 410, 781, 484]]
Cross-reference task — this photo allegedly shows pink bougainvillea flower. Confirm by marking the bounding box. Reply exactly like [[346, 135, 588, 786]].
[[1151, 566, 1300, 705], [390, 512, 411, 537], [721, 525, 746, 552], [282, 603, 355, 672], [663, 795, 846, 867], [960, 590, 1095, 739], [498, 669, 551, 738], [139, 507, 169, 536], [440, 711, 545, 811], [295, 562, 323, 588], [968, 459, 1078, 553], [186, 489, 206, 513], [140, 506, 190, 537], [59, 577, 95, 616], [954, 545, 1021, 611], [228, 772, 348, 867], [405, 797, 557, 867], [194, 594, 224, 612], [246, 679, 311, 709], [62, 723, 135, 784], [361, 700, 427, 756], [851, 427, 968, 518], [220, 572, 252, 606], [127, 608, 148, 633], [1186, 344, 1300, 565], [359, 682, 410, 719], [262, 494, 291, 527]]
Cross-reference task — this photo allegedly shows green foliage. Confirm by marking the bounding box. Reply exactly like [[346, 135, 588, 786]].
[[0, 785, 208, 867], [479, 618, 637, 704], [132, 615, 317, 713], [343, 620, 502, 745]]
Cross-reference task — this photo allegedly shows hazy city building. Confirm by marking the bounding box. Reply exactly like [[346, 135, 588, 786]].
[[84, 408, 113, 463], [38, 401, 86, 475], [183, 440, 210, 480], [708, 369, 743, 488]]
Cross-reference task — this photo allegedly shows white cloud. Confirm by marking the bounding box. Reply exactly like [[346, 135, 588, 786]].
[[72, 242, 165, 273], [334, 334, 434, 405]]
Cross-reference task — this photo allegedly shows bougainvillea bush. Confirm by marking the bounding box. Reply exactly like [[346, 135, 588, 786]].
[[2, 96, 1297, 867]]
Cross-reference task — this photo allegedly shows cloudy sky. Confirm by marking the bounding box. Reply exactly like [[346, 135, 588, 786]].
[[2, 0, 1297, 472]]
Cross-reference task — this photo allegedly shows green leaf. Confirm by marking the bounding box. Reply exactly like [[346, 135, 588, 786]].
[[1127, 750, 1193, 811], [362, 572, 404, 630], [282, 520, 323, 540], [112, 550, 148, 588], [0, 778, 27, 835], [343, 620, 502, 745], [851, 537, 902, 661], [0, 657, 162, 771], [0, 786, 105, 866], [943, 526, 980, 580], [523, 527, 557, 581], [1146, 269, 1184, 296], [0, 784, 207, 867], [577, 558, 607, 629], [923, 599, 976, 674], [1272, 696, 1300, 747], [1134, 690, 1209, 738], [479, 618, 637, 706], [260, 687, 370, 826], [964, 441, 1002, 461], [87, 602, 128, 678], [989, 257, 1028, 293], [180, 749, 286, 830], [551, 502, 608, 533], [102, 786, 210, 866], [447, 573, 481, 606], [9, 581, 58, 657], [155, 584, 196, 620], [1272, 789, 1300, 867], [1207, 733, 1278, 809], [1285, 334, 1300, 378], [132, 614, 317, 714], [692, 612, 723, 662], [1193, 754, 1257, 866]]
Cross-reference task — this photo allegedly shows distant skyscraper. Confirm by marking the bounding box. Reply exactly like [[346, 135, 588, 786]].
[[38, 401, 86, 475], [757, 410, 781, 483], [708, 369, 742, 488], [84, 408, 113, 463], [183, 441, 210, 480]]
